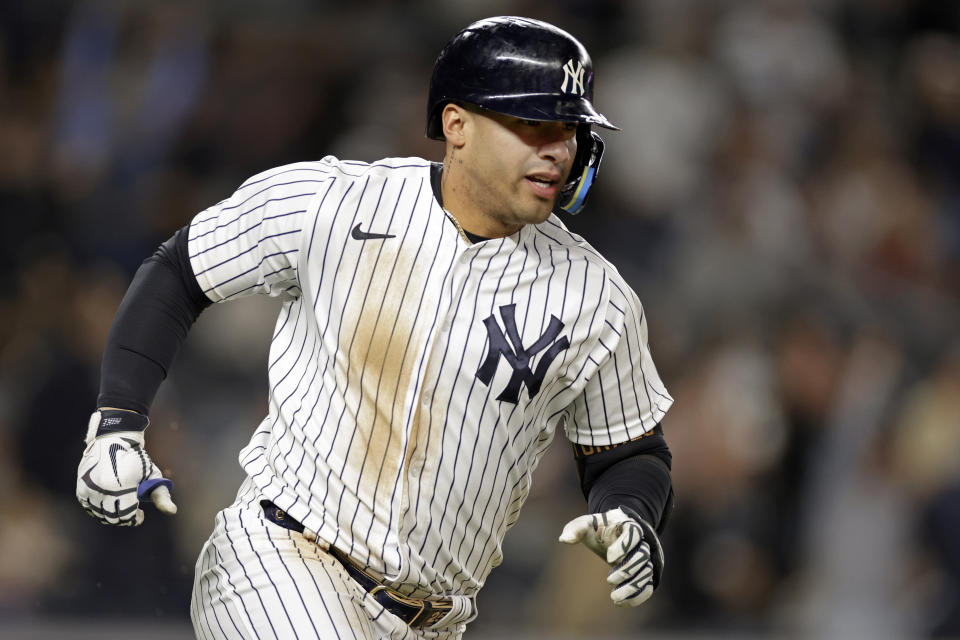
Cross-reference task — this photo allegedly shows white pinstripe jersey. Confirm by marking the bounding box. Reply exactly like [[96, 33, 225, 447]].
[[188, 156, 673, 600]]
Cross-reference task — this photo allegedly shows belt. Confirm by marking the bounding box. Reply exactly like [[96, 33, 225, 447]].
[[259, 500, 453, 629]]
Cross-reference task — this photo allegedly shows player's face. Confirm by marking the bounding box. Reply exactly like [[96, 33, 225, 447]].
[[463, 110, 578, 232]]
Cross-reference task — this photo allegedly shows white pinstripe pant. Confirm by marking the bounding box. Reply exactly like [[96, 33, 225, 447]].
[[190, 478, 465, 640]]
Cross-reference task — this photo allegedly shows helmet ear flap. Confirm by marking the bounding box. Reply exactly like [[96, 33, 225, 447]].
[[556, 128, 605, 215]]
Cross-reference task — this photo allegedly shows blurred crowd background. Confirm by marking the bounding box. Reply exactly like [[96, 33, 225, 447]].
[[1, 0, 958, 638]]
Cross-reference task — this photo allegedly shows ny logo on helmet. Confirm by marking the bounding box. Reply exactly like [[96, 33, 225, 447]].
[[561, 59, 586, 96], [476, 304, 570, 404]]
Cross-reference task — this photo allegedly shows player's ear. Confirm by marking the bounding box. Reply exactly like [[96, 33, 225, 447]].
[[441, 103, 468, 148]]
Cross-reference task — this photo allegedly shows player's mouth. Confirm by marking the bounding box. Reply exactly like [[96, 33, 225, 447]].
[[525, 172, 561, 199]]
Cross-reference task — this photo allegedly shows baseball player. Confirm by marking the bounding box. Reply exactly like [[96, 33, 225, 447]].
[[76, 16, 675, 639]]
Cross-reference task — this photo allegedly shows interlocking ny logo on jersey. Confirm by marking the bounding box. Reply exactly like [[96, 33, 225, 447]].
[[476, 304, 570, 404], [561, 59, 586, 96]]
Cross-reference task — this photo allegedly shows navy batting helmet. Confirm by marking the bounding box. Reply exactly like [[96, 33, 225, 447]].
[[426, 16, 618, 215]]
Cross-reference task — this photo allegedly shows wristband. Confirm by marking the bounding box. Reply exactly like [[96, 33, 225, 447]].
[[85, 409, 150, 442]]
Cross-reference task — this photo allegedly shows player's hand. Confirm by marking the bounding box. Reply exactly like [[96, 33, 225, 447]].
[[559, 506, 663, 607], [76, 409, 177, 526]]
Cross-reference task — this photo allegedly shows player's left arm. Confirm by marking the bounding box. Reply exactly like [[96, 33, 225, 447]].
[[560, 428, 674, 607], [557, 280, 674, 607]]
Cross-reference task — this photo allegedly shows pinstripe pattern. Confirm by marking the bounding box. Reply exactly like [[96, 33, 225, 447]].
[[190, 478, 439, 639], [187, 155, 671, 635]]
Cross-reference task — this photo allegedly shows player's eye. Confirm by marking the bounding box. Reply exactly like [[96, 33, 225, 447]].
[[521, 119, 541, 127]]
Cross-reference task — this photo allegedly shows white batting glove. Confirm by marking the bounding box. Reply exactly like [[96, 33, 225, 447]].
[[559, 506, 663, 607], [76, 409, 177, 526]]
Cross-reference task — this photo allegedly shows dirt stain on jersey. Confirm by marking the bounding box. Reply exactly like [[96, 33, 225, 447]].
[[342, 239, 431, 514], [396, 302, 463, 543]]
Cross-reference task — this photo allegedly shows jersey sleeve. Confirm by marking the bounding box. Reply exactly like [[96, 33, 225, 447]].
[[563, 278, 673, 446], [187, 163, 331, 302]]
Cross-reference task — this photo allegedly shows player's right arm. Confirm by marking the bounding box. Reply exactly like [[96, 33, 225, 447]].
[[77, 163, 327, 526]]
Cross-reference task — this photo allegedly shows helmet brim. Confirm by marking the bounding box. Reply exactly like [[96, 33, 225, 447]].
[[479, 94, 620, 131], [426, 95, 619, 140]]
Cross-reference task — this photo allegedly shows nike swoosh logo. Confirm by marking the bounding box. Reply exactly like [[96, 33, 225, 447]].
[[80, 468, 137, 496], [351, 223, 395, 240], [109, 443, 125, 485]]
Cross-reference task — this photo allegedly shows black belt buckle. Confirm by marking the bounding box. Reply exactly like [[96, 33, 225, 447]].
[[329, 547, 453, 628], [371, 585, 452, 628], [259, 501, 452, 628]]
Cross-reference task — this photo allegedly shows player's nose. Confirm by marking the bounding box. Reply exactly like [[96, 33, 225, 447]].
[[537, 125, 576, 166], [539, 137, 573, 166]]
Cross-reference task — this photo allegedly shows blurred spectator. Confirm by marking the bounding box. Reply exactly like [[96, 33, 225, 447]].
[[891, 346, 960, 636]]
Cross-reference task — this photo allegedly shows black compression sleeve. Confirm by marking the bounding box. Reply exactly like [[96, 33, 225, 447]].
[[587, 454, 673, 532], [575, 424, 674, 532], [97, 226, 212, 413]]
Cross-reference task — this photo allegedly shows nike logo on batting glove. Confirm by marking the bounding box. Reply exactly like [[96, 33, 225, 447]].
[[559, 506, 663, 607]]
